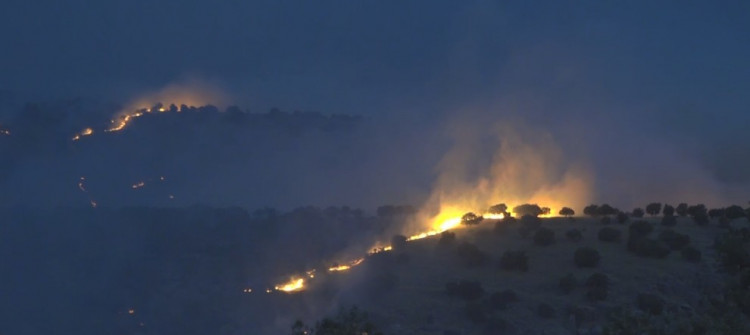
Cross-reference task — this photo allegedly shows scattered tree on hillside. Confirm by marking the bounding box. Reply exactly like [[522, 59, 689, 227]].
[[583, 204, 600, 217], [541, 207, 551, 216], [646, 203, 662, 216], [631, 208, 645, 218], [461, 212, 484, 225], [598, 204, 618, 217], [687, 204, 707, 217], [725, 205, 747, 221], [616, 212, 629, 224], [513, 204, 543, 217], [676, 203, 688, 217], [377, 205, 417, 218], [488, 203, 508, 215], [709, 208, 726, 219], [559, 207, 575, 217], [663, 204, 675, 217]]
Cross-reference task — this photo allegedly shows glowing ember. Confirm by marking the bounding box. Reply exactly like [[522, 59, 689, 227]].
[[128, 309, 135, 315], [243, 288, 253, 293], [71, 127, 93, 141], [0, 128, 10, 135], [328, 258, 364, 272], [131, 181, 145, 189], [274, 278, 305, 292]]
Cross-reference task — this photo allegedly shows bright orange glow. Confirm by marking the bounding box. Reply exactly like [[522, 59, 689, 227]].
[[71, 127, 93, 141], [328, 258, 364, 272], [274, 278, 305, 292]]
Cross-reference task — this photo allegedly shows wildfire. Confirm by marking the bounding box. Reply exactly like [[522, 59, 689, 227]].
[[274, 278, 305, 292], [72, 127, 93, 141], [131, 181, 146, 189], [328, 258, 364, 272]]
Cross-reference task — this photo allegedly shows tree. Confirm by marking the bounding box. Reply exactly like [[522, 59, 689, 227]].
[[663, 204, 675, 217], [709, 208, 725, 219], [488, 203, 508, 215], [676, 203, 688, 217], [541, 207, 551, 216], [725, 205, 747, 220], [583, 204, 600, 217], [597, 204, 617, 217], [645, 203, 662, 216], [687, 204, 707, 218], [461, 212, 484, 225], [559, 207, 575, 217], [632, 208, 645, 218], [513, 204, 543, 217]]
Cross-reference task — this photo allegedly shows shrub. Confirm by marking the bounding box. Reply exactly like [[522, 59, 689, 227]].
[[503, 216, 517, 224], [456, 242, 489, 267], [715, 229, 750, 274], [586, 287, 607, 302], [661, 215, 677, 227], [533, 227, 556, 246], [681, 246, 702, 262], [693, 212, 710, 226], [586, 273, 609, 289], [559, 273, 577, 294], [629, 220, 654, 237], [489, 289, 519, 310], [465, 302, 487, 323], [537, 303, 556, 319], [574, 247, 600, 268], [636, 293, 664, 315], [499, 250, 529, 272], [566, 228, 583, 242], [657, 229, 690, 250], [600, 216, 612, 225], [598, 227, 622, 242], [633, 238, 671, 258], [438, 231, 456, 246], [631, 208, 645, 218], [445, 280, 484, 301]]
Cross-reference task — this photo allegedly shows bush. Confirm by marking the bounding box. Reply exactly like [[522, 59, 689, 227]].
[[598, 227, 622, 242], [632, 208, 645, 218], [661, 215, 677, 227], [566, 229, 583, 242], [715, 229, 750, 275], [533, 227, 556, 246], [681, 246, 702, 262], [445, 280, 484, 301], [559, 273, 577, 294], [600, 216, 612, 225], [489, 289, 519, 310], [537, 303, 556, 319], [629, 220, 654, 237], [586, 287, 607, 302], [465, 302, 487, 323], [632, 238, 671, 258], [574, 247, 600, 268], [657, 229, 691, 250], [636, 293, 664, 315], [456, 242, 489, 267], [586, 273, 609, 289], [499, 250, 529, 272], [693, 212, 710, 226]]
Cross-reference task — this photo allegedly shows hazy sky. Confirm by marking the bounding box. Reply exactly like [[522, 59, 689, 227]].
[[1, 0, 749, 208]]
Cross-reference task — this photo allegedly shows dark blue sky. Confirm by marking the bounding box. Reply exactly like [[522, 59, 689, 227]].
[[1, 0, 748, 116]]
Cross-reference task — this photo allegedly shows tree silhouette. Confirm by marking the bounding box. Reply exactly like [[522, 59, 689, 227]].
[[583, 204, 599, 217], [512, 204, 543, 217], [645, 203, 662, 216], [559, 207, 575, 217], [488, 203, 508, 215], [461, 212, 484, 225], [675, 203, 688, 217]]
